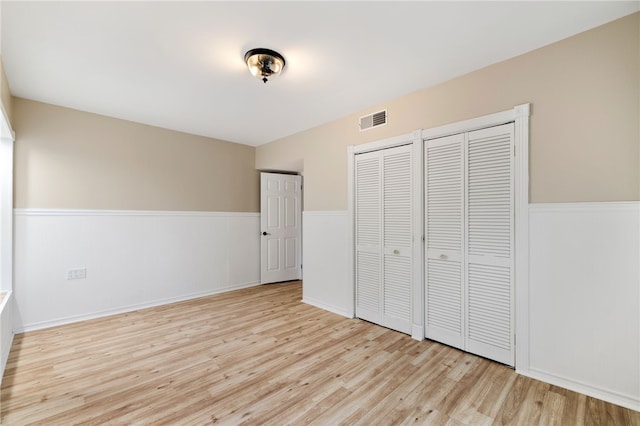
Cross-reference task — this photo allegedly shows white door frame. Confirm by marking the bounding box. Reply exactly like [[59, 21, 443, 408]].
[[347, 104, 530, 370], [260, 172, 302, 284]]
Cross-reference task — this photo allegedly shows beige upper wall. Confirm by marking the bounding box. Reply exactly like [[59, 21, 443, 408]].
[[257, 12, 640, 210], [14, 98, 259, 211]]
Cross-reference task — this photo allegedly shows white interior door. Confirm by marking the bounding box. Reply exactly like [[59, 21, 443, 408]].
[[355, 151, 382, 325], [465, 124, 514, 366], [381, 146, 413, 333], [355, 144, 413, 334], [425, 133, 465, 350], [424, 123, 515, 367], [260, 172, 302, 284]]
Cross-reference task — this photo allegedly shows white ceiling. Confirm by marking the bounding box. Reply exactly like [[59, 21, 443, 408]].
[[2, 1, 638, 146]]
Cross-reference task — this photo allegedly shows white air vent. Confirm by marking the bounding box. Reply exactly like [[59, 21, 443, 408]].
[[359, 110, 387, 131]]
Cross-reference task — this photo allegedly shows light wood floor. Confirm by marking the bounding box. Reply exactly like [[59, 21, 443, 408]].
[[2, 281, 638, 425]]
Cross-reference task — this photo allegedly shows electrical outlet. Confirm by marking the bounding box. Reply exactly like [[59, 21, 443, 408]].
[[67, 268, 87, 280]]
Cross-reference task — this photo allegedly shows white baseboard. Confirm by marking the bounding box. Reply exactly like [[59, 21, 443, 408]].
[[523, 367, 640, 412], [302, 297, 353, 319]]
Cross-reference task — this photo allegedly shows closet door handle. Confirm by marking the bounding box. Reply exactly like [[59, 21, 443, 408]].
[[393, 249, 400, 255], [439, 254, 448, 260]]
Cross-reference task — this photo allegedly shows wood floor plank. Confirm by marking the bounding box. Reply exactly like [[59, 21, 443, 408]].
[[2, 281, 638, 425]]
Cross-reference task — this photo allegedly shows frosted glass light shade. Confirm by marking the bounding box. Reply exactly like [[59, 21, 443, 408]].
[[244, 48, 286, 83]]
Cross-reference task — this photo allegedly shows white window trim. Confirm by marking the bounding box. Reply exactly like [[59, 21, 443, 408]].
[[0, 103, 15, 294]]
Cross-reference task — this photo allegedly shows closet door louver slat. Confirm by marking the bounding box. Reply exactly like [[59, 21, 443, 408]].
[[427, 259, 462, 334], [356, 252, 380, 313]]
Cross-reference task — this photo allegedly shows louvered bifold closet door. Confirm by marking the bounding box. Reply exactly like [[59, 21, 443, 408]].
[[465, 123, 515, 366], [381, 145, 413, 334], [355, 151, 382, 325], [424, 134, 465, 349]]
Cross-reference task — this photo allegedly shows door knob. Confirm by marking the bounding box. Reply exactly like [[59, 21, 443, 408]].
[[262, 231, 269, 236]]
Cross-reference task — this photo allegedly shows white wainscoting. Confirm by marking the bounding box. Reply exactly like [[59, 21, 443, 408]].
[[301, 204, 639, 410], [301, 211, 353, 318], [527, 202, 639, 411], [13, 209, 261, 332]]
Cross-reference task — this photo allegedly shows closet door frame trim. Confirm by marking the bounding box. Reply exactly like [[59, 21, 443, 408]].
[[348, 130, 424, 340], [348, 103, 530, 372], [421, 104, 530, 370]]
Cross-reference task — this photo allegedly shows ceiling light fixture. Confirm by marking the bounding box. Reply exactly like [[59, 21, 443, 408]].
[[244, 48, 286, 83]]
